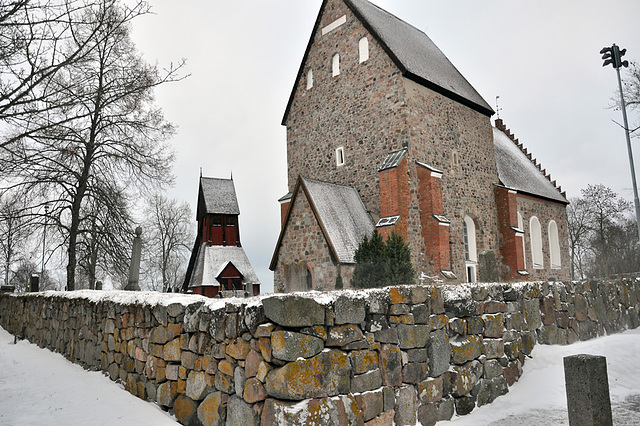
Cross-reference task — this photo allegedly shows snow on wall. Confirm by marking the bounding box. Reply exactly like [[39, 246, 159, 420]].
[[0, 279, 638, 426]]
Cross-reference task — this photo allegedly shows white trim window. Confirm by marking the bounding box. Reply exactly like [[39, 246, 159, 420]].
[[518, 212, 526, 269], [336, 147, 345, 166], [306, 69, 313, 90], [463, 215, 477, 282], [548, 220, 561, 269], [332, 53, 340, 77], [530, 216, 544, 269], [359, 37, 369, 63]]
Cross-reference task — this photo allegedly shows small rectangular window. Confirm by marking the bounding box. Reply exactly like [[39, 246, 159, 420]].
[[359, 37, 369, 63], [332, 53, 340, 77], [336, 147, 345, 166]]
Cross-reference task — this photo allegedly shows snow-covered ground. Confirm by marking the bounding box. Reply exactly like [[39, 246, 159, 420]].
[[442, 328, 640, 426], [0, 326, 176, 426], [1, 324, 639, 426]]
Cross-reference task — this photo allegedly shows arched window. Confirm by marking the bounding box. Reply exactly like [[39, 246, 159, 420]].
[[548, 220, 561, 269], [306, 69, 313, 90], [359, 37, 369, 63], [332, 53, 340, 77], [463, 216, 477, 282], [518, 212, 526, 269], [530, 216, 543, 269]]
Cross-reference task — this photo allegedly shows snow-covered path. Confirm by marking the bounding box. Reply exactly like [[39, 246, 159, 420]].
[[442, 327, 640, 425], [0, 326, 177, 426], [1, 325, 639, 426]]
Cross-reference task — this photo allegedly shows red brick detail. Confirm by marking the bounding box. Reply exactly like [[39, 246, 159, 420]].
[[417, 166, 450, 272], [378, 155, 410, 239], [494, 186, 524, 279], [280, 200, 291, 229]]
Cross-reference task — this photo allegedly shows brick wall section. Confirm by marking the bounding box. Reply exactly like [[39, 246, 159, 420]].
[[273, 189, 351, 292], [284, 0, 408, 219], [1, 279, 638, 425], [417, 164, 451, 274], [517, 194, 571, 281], [378, 155, 410, 240], [495, 186, 525, 279]]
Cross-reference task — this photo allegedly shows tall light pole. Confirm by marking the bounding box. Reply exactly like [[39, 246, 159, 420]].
[[601, 44, 640, 242], [41, 204, 49, 281]]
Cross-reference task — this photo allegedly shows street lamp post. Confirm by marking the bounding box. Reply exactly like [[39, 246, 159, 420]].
[[41, 205, 49, 283], [600, 44, 640, 242]]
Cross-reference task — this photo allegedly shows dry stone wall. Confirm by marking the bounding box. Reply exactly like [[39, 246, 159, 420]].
[[0, 279, 638, 426]]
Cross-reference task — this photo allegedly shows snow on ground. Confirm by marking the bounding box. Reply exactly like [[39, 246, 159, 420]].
[[1, 322, 639, 426], [0, 326, 176, 426], [441, 328, 640, 426]]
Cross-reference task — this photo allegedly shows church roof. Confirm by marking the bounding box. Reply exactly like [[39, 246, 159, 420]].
[[197, 177, 240, 220], [345, 0, 493, 116], [493, 127, 568, 204], [187, 244, 260, 287], [282, 0, 493, 125], [270, 177, 375, 268]]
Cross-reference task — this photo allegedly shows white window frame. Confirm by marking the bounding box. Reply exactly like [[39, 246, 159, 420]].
[[332, 53, 340, 77], [463, 215, 477, 283], [359, 37, 369, 63], [530, 216, 544, 269], [306, 69, 313, 90], [548, 220, 561, 269], [518, 212, 526, 269], [336, 147, 345, 166]]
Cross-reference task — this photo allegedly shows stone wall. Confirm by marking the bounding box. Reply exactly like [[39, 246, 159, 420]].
[[0, 279, 638, 425]]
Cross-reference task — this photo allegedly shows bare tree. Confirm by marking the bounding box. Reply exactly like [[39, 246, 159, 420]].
[[76, 183, 132, 289], [567, 197, 591, 280], [0, 191, 34, 285], [0, 0, 185, 290], [10, 259, 58, 292], [581, 184, 631, 277], [0, 0, 107, 149], [143, 194, 193, 292], [623, 61, 640, 136]]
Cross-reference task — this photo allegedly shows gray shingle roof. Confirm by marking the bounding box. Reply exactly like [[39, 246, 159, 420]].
[[198, 177, 240, 218], [346, 0, 493, 115], [188, 244, 260, 287], [493, 127, 568, 204], [303, 178, 375, 263]]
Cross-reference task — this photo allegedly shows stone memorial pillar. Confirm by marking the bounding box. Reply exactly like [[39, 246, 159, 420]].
[[564, 354, 613, 426], [125, 226, 142, 291]]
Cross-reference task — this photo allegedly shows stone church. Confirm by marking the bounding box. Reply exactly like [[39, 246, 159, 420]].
[[270, 0, 570, 292]]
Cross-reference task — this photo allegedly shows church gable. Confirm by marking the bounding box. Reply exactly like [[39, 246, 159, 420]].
[[270, 182, 335, 292]]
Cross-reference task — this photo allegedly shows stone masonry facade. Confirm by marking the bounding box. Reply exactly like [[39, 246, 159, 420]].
[[518, 194, 571, 281], [279, 0, 570, 290], [284, 0, 406, 219], [1, 278, 638, 425], [273, 190, 354, 293]]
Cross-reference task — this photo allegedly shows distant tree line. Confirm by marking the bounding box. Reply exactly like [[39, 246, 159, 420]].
[[568, 184, 639, 280], [0, 0, 191, 292]]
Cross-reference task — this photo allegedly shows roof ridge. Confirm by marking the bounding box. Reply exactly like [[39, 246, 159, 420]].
[[494, 119, 566, 198]]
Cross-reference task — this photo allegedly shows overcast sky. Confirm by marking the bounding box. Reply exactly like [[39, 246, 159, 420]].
[[127, 0, 640, 293]]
